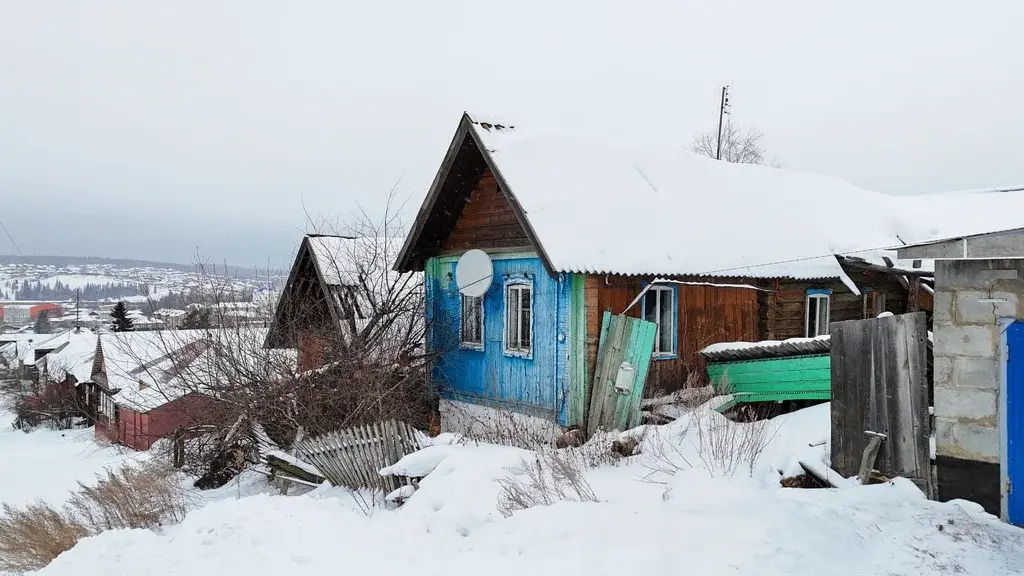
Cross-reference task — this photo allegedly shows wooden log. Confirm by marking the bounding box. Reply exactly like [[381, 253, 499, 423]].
[[265, 454, 326, 485]]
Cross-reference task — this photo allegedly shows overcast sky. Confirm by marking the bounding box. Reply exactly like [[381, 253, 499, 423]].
[[2, 1, 1022, 269]]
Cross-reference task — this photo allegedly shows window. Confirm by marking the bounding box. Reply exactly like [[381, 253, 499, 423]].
[[863, 290, 886, 319], [805, 290, 831, 337], [504, 281, 532, 356], [643, 285, 676, 357], [460, 294, 483, 349]]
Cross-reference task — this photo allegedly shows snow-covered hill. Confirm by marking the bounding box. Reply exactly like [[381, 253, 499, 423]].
[[0, 257, 281, 304]]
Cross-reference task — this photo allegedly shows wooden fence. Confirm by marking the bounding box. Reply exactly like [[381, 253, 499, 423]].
[[830, 312, 933, 497], [294, 420, 426, 492]]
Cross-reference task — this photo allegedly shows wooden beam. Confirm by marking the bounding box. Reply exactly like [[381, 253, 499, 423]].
[[907, 277, 921, 312]]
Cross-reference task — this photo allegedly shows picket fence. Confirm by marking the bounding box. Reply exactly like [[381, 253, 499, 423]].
[[294, 420, 426, 492]]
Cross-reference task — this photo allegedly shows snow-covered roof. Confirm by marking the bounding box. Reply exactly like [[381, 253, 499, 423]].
[[402, 112, 1024, 282], [700, 336, 832, 362], [103, 328, 293, 412], [307, 235, 404, 287], [32, 329, 102, 383], [463, 112, 918, 280]]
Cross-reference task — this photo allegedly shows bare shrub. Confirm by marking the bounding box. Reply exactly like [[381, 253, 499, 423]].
[[642, 389, 773, 482], [497, 450, 599, 517], [64, 461, 192, 530], [0, 461, 191, 573], [442, 400, 561, 451], [689, 406, 771, 477], [113, 191, 439, 486], [0, 502, 89, 574]]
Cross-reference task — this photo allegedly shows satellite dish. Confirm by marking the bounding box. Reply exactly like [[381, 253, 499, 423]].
[[456, 249, 493, 298]]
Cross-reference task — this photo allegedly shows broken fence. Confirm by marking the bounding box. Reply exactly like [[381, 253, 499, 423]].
[[293, 420, 426, 493]]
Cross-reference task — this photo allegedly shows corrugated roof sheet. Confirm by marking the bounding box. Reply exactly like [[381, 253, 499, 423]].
[[699, 336, 832, 362]]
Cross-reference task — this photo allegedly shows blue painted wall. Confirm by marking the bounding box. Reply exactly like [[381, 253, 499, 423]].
[[426, 254, 572, 424]]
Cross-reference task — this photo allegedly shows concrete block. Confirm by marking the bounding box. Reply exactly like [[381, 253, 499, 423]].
[[934, 387, 996, 421], [932, 290, 953, 325], [932, 355, 955, 389], [954, 357, 999, 391], [933, 325, 996, 358], [955, 290, 1018, 323], [934, 417, 999, 462]]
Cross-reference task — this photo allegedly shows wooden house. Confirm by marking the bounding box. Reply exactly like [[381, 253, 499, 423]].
[[265, 234, 416, 372], [395, 112, 932, 428], [265, 234, 370, 371]]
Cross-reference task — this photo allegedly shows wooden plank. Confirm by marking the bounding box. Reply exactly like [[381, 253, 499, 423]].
[[858, 433, 885, 485], [624, 318, 657, 429], [586, 311, 615, 436], [589, 315, 627, 434], [830, 313, 930, 492]]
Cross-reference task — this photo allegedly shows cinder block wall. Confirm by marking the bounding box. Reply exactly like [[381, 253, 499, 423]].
[[933, 259, 1023, 514]]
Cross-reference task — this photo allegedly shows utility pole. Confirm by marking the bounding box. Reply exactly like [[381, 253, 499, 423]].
[[716, 84, 732, 160], [74, 289, 80, 331]]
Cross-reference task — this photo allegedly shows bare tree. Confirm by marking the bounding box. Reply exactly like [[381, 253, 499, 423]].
[[689, 120, 780, 167], [109, 191, 441, 486]]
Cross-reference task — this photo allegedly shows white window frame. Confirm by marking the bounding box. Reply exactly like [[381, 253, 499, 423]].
[[460, 294, 484, 350], [805, 291, 831, 337], [643, 285, 677, 358], [503, 277, 533, 358]]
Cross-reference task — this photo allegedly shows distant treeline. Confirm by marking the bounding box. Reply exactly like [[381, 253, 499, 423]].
[[4, 279, 144, 301], [0, 255, 280, 280]]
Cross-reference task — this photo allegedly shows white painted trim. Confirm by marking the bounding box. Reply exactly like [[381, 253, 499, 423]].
[[999, 316, 1013, 522], [502, 275, 534, 359], [804, 293, 831, 337]]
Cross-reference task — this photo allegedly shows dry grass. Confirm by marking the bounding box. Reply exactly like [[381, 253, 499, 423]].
[[443, 400, 562, 451], [643, 397, 773, 482], [0, 461, 191, 573], [497, 450, 599, 517]]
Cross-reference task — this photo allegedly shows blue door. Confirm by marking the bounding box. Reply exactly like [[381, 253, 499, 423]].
[[1006, 322, 1024, 525]]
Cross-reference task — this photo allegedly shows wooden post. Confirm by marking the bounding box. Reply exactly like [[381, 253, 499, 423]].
[[907, 277, 920, 312], [858, 431, 886, 485]]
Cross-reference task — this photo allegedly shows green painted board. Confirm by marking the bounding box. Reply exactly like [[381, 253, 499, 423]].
[[587, 312, 656, 435], [568, 274, 589, 426], [707, 353, 831, 406]]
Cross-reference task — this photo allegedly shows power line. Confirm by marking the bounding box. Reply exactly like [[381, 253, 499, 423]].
[[0, 219, 23, 258]]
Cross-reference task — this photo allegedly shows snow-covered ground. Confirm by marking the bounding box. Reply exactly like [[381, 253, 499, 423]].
[[0, 411, 146, 507], [6, 403, 1016, 575]]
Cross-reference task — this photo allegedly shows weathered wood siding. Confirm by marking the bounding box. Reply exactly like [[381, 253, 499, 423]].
[[584, 275, 759, 395], [830, 312, 932, 496], [761, 269, 916, 340], [426, 254, 572, 424], [441, 169, 530, 252]]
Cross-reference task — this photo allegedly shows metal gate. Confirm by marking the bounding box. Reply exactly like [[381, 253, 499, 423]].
[[1005, 322, 1024, 525]]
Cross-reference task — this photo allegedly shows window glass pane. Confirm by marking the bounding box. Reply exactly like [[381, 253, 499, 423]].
[[643, 291, 657, 324], [461, 295, 481, 344], [521, 288, 531, 349], [817, 296, 829, 336], [506, 288, 518, 347], [659, 289, 673, 353], [806, 297, 817, 336], [521, 290, 531, 350]]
